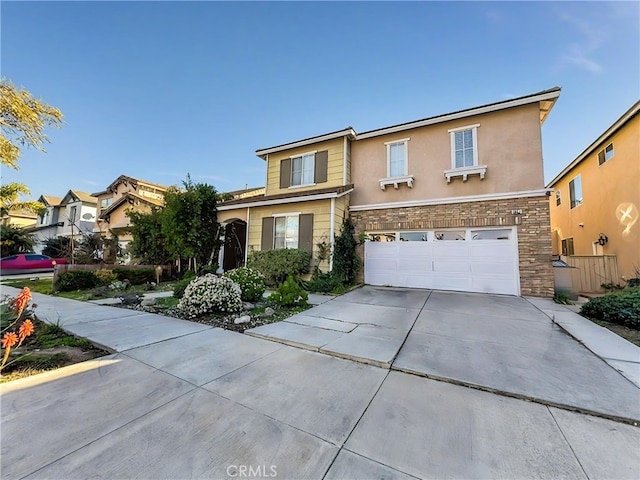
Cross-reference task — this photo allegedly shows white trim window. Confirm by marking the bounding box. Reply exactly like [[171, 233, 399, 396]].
[[385, 138, 409, 177], [291, 153, 315, 186], [274, 214, 299, 249], [444, 124, 486, 183], [555, 190, 561, 206], [449, 124, 479, 168], [380, 138, 413, 190], [569, 175, 583, 209], [598, 143, 614, 165]]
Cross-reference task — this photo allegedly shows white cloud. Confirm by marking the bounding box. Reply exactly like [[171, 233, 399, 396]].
[[554, 6, 608, 74]]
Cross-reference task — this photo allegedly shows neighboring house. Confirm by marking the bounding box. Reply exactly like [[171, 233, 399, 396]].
[[92, 175, 169, 246], [219, 87, 560, 297], [57, 190, 98, 238], [28, 192, 97, 253], [1, 208, 38, 228], [547, 100, 639, 282], [29, 195, 63, 253]]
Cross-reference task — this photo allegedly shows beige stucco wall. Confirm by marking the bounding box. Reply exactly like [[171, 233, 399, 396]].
[[350, 103, 544, 206], [265, 137, 348, 196], [549, 114, 640, 280]]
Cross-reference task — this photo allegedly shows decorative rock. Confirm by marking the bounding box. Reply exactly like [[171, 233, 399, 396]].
[[141, 297, 156, 307], [263, 307, 274, 317], [242, 302, 255, 311], [234, 315, 251, 324]]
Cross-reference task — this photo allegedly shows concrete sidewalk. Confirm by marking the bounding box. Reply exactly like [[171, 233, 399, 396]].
[[1, 286, 639, 479]]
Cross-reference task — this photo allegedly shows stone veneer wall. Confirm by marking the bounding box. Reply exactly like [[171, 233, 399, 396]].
[[350, 195, 554, 297]]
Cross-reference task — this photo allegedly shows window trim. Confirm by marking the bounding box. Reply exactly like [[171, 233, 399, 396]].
[[445, 124, 486, 183], [272, 212, 301, 250], [289, 150, 317, 188], [380, 138, 413, 190], [555, 190, 561, 206], [448, 124, 480, 169], [569, 174, 583, 209], [384, 138, 410, 178], [598, 142, 614, 165], [561, 237, 575, 256]]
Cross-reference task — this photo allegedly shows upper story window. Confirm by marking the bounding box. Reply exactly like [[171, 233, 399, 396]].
[[380, 138, 413, 190], [279, 151, 328, 189], [569, 175, 583, 209], [40, 209, 50, 225], [449, 124, 479, 168], [68, 206, 77, 223], [555, 190, 561, 206], [100, 198, 113, 209], [386, 139, 409, 177], [444, 124, 486, 183], [598, 143, 614, 165], [291, 153, 315, 186]]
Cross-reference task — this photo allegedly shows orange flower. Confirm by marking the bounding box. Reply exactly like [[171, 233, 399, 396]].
[[18, 319, 35, 341], [12, 287, 32, 318], [1, 332, 18, 349]]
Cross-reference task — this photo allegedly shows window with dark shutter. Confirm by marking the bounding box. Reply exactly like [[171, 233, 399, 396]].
[[261, 217, 274, 250], [314, 151, 328, 184], [280, 159, 291, 189], [298, 214, 314, 253]]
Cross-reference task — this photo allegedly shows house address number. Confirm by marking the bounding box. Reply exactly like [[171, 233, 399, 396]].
[[511, 209, 522, 215]]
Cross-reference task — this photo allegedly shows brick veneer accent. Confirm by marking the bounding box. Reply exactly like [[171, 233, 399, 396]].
[[350, 195, 554, 297]]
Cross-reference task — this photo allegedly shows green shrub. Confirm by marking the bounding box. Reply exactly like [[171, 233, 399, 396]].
[[553, 293, 573, 305], [95, 269, 117, 285], [112, 267, 156, 285], [303, 271, 345, 294], [580, 288, 640, 329], [333, 217, 361, 286], [223, 266, 266, 302], [268, 275, 308, 307], [178, 274, 242, 317], [199, 264, 219, 276], [247, 249, 311, 286], [56, 270, 101, 292], [173, 270, 197, 298]]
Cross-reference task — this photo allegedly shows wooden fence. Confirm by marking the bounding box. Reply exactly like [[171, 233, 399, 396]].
[[563, 255, 619, 293]]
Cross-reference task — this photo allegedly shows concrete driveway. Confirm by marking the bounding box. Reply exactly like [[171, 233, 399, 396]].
[[1, 286, 639, 479]]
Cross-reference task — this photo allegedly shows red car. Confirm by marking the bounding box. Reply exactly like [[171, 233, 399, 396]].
[[0, 254, 68, 275]]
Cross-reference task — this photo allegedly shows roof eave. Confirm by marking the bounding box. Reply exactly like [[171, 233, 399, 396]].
[[357, 87, 561, 139], [256, 127, 357, 159]]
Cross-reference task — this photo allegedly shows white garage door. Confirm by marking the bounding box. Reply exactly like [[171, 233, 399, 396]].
[[364, 228, 520, 295]]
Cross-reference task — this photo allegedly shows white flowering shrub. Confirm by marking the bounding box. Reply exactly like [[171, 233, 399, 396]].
[[223, 267, 266, 302], [178, 274, 242, 317]]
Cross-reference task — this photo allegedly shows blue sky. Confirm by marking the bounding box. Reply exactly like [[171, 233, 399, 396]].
[[2, 1, 638, 199]]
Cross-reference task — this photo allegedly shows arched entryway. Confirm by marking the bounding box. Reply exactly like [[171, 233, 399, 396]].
[[222, 219, 247, 272]]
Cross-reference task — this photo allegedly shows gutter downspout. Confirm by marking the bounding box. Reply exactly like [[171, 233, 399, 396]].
[[329, 197, 336, 271]]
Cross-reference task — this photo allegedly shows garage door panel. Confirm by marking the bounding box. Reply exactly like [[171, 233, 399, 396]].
[[471, 277, 518, 295], [365, 227, 519, 295], [471, 261, 514, 275]]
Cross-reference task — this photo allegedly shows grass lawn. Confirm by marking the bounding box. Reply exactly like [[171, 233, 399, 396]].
[[1, 277, 177, 301], [1, 317, 108, 383]]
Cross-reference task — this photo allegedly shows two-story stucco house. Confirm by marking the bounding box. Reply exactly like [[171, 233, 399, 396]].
[[219, 87, 561, 297], [28, 191, 97, 253], [547, 100, 639, 282], [92, 175, 170, 247]]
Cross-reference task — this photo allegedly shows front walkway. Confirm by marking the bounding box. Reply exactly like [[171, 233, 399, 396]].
[[1, 286, 638, 479]]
